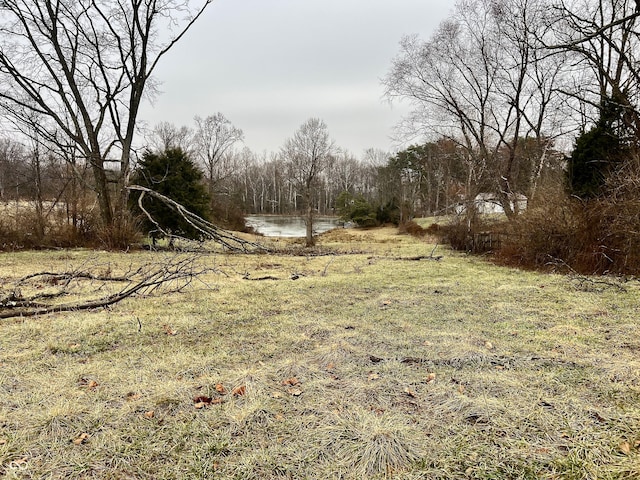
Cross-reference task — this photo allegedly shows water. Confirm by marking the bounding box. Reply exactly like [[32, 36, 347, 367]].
[[245, 215, 342, 237]]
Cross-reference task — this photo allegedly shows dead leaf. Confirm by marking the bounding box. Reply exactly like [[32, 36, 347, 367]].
[[163, 324, 177, 336], [144, 411, 155, 419], [194, 396, 222, 408], [620, 441, 632, 455], [288, 387, 303, 396], [458, 384, 465, 394], [77, 378, 99, 389], [368, 372, 380, 381], [126, 392, 141, 401], [282, 377, 300, 386], [232, 385, 246, 396], [484, 341, 494, 350], [404, 387, 417, 398], [271, 391, 283, 399], [215, 383, 227, 394], [193, 395, 212, 405], [426, 372, 436, 383], [72, 433, 89, 445]]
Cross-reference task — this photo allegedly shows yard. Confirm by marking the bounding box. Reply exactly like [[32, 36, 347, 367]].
[[1, 227, 639, 479]]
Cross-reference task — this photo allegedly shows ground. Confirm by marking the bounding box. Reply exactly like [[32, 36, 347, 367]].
[[1, 227, 639, 479]]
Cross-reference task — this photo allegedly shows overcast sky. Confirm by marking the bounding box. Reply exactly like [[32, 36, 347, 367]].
[[138, 0, 457, 157]]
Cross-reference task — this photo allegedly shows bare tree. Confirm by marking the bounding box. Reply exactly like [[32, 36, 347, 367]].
[[282, 118, 336, 246], [147, 122, 194, 153], [0, 0, 211, 242], [193, 113, 244, 199], [383, 0, 572, 218], [383, 5, 500, 216], [543, 0, 640, 142]]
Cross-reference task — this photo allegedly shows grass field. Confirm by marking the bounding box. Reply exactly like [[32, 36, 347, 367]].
[[1, 227, 639, 479]]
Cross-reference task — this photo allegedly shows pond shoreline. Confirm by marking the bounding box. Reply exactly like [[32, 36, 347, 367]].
[[245, 214, 343, 237]]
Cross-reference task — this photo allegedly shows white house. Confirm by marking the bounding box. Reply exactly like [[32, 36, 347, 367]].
[[456, 193, 527, 215]]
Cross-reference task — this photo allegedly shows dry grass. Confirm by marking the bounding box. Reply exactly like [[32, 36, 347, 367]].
[[1, 227, 640, 479]]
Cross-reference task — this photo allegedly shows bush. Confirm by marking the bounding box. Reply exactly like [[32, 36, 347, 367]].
[[209, 197, 248, 232], [496, 167, 640, 275], [336, 192, 379, 227], [496, 194, 587, 271], [398, 220, 426, 237], [0, 200, 140, 250], [376, 200, 401, 225]]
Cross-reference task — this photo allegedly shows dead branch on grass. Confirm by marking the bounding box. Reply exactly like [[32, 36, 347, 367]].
[[391, 254, 443, 261], [128, 184, 268, 253], [545, 255, 628, 292], [0, 254, 214, 319], [375, 244, 443, 262], [242, 273, 280, 281]]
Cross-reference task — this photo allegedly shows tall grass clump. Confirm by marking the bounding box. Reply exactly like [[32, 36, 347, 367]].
[[317, 409, 423, 478]]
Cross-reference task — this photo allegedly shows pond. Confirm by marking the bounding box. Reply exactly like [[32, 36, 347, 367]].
[[245, 215, 343, 237]]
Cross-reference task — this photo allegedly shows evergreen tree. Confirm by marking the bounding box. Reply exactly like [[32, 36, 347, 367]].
[[129, 148, 211, 242], [569, 98, 629, 199]]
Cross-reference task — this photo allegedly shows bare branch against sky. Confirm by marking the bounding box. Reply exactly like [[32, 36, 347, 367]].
[[138, 0, 456, 156]]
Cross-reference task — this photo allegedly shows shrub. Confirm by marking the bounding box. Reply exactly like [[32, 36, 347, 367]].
[[209, 198, 248, 232], [496, 194, 587, 271], [496, 167, 640, 275], [0, 200, 138, 250], [376, 200, 401, 225], [336, 192, 379, 227], [398, 220, 426, 237]]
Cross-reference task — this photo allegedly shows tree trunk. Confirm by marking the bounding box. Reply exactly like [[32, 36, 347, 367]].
[[305, 188, 314, 247], [90, 153, 113, 228], [33, 150, 45, 242]]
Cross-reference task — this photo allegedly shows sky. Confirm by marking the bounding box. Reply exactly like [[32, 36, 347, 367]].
[[138, 0, 457, 157]]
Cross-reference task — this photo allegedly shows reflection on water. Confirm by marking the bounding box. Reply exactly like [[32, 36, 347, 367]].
[[246, 215, 342, 237]]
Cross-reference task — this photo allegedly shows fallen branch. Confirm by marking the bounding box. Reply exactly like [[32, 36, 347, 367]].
[[0, 254, 214, 319], [128, 185, 268, 253], [242, 275, 280, 281], [545, 255, 628, 292], [389, 244, 443, 261], [391, 254, 443, 261]]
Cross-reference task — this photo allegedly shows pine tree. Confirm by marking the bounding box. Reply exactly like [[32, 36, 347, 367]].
[[568, 98, 629, 199], [129, 148, 211, 242]]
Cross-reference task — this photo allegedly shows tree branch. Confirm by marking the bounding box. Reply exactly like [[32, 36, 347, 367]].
[[128, 184, 269, 253], [0, 253, 213, 319]]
